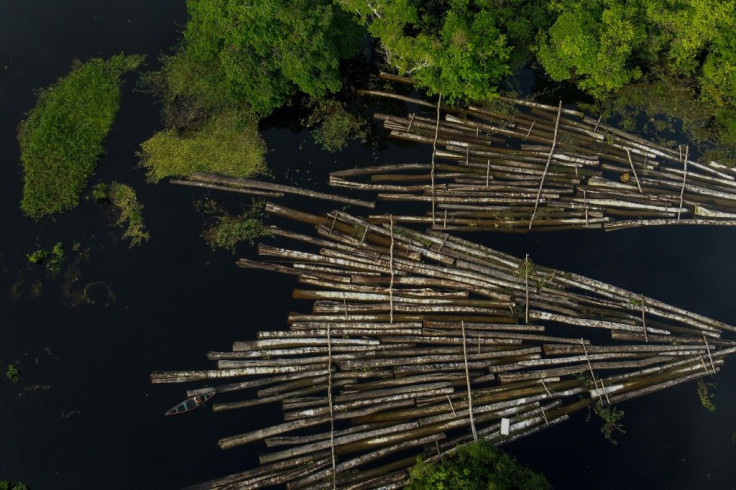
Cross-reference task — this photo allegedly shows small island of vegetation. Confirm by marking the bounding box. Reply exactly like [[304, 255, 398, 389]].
[[18, 54, 143, 218]]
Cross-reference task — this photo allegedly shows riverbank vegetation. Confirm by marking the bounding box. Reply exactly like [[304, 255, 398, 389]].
[[406, 440, 551, 489], [18, 54, 143, 218]]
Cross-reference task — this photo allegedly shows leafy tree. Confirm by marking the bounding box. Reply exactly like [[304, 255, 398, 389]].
[[406, 440, 551, 490], [536, 1, 645, 98], [18, 54, 143, 218], [338, 0, 541, 102], [156, 0, 363, 117]]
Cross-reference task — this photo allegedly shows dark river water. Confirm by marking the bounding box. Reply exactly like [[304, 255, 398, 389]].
[[1, 2, 734, 489]]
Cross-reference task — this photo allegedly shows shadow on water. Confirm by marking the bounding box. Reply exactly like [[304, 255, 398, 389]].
[[0, 2, 734, 489]]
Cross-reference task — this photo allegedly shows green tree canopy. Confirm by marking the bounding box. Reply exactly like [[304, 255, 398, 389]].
[[157, 0, 364, 117], [406, 440, 551, 490], [337, 0, 549, 102]]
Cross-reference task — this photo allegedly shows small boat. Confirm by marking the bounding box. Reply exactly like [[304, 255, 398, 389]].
[[165, 391, 215, 416]]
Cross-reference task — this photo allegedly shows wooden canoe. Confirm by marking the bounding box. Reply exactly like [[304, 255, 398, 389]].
[[165, 391, 215, 416]]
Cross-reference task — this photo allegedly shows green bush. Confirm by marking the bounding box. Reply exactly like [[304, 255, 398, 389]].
[[406, 440, 551, 490], [108, 182, 149, 247], [139, 109, 266, 182], [6, 364, 20, 383], [18, 54, 143, 218], [200, 200, 271, 253], [303, 99, 366, 152]]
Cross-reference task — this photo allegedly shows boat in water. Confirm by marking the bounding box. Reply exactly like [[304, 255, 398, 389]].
[[165, 391, 215, 416]]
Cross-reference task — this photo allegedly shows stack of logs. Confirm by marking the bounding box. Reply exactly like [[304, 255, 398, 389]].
[[329, 88, 736, 232], [151, 203, 736, 489]]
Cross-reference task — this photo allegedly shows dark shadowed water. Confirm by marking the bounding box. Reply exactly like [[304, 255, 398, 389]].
[[1, 2, 734, 489]]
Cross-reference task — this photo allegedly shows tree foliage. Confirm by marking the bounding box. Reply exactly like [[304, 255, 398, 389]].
[[109, 182, 149, 248], [338, 0, 548, 102], [156, 0, 363, 117], [406, 440, 551, 490], [18, 54, 143, 218]]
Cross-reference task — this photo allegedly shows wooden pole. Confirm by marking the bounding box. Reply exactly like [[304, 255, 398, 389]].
[[431, 93, 442, 224], [461, 321, 478, 441], [529, 100, 563, 229]]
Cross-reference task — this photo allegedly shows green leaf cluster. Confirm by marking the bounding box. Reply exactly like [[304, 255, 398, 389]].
[[593, 402, 626, 444], [406, 440, 551, 490], [201, 200, 271, 253], [139, 109, 266, 182], [108, 182, 149, 248], [18, 54, 143, 218], [339, 0, 547, 103], [537, 0, 736, 145], [155, 0, 363, 117], [303, 99, 366, 152], [6, 364, 20, 384], [0, 482, 28, 490]]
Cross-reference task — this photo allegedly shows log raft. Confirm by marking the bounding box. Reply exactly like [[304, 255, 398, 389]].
[[152, 205, 736, 489], [330, 87, 736, 232]]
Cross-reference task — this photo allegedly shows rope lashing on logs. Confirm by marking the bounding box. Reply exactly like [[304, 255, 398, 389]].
[[326, 323, 336, 490], [583, 189, 590, 227], [485, 158, 491, 187], [640, 295, 648, 343], [407, 113, 415, 132], [431, 93, 442, 225], [446, 395, 457, 416], [389, 214, 395, 324], [524, 121, 535, 140], [626, 148, 643, 193], [525, 254, 530, 325], [461, 321, 478, 441], [703, 335, 716, 373], [581, 337, 602, 400], [677, 145, 689, 222], [593, 114, 602, 132], [529, 100, 563, 229]]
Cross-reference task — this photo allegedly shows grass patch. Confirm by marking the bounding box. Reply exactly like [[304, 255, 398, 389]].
[[109, 182, 149, 247], [138, 109, 266, 182], [18, 54, 143, 218]]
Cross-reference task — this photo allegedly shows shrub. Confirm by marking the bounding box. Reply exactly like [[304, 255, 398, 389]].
[[108, 182, 149, 247], [200, 200, 271, 253], [303, 99, 366, 152], [6, 364, 20, 383], [139, 109, 266, 182], [18, 54, 143, 218]]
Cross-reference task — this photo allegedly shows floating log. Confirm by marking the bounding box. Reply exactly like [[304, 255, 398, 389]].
[[154, 206, 736, 489], [332, 89, 736, 231]]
